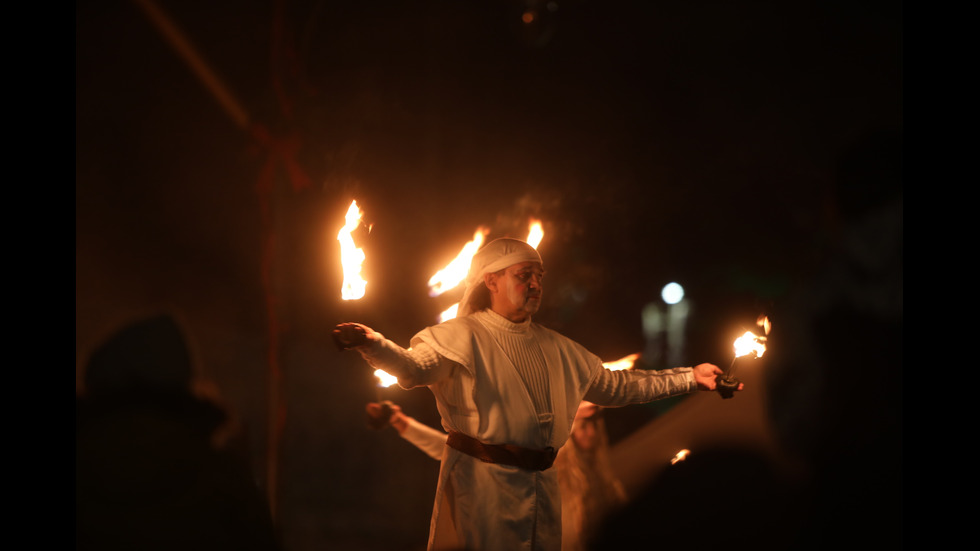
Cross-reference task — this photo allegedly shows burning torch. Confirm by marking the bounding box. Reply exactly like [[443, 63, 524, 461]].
[[717, 315, 770, 399], [332, 199, 372, 350]]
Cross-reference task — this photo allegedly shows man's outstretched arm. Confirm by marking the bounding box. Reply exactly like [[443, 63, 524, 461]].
[[585, 362, 742, 406], [333, 323, 450, 388]]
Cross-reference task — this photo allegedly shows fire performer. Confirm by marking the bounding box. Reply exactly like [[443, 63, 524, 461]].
[[333, 237, 740, 550]]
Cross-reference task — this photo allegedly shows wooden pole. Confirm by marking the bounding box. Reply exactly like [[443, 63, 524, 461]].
[[131, 0, 250, 130]]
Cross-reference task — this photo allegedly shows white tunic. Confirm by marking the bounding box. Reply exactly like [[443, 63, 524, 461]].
[[360, 309, 697, 550]]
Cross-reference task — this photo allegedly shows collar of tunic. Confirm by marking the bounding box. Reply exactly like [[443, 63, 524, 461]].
[[476, 308, 532, 334]]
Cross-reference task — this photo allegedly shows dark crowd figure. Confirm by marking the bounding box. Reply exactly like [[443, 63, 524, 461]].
[[76, 313, 280, 551], [762, 128, 903, 549]]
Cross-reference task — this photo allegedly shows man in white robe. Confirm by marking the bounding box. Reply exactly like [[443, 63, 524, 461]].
[[334, 238, 737, 550]]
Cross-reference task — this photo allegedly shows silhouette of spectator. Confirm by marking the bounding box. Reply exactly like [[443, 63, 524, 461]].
[[76, 313, 280, 551], [761, 128, 903, 549]]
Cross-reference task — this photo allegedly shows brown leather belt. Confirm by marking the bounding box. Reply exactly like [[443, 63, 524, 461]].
[[446, 431, 557, 471]]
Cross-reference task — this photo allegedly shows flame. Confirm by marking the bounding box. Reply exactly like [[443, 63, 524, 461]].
[[374, 369, 398, 388], [671, 449, 691, 465], [733, 330, 767, 359], [603, 353, 640, 371], [338, 200, 368, 300], [526, 218, 544, 249], [437, 303, 459, 323], [757, 315, 771, 335], [428, 227, 490, 297]]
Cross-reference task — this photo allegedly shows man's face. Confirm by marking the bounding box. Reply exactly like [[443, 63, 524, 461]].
[[486, 261, 544, 322]]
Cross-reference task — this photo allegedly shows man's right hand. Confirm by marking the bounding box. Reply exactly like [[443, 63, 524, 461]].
[[332, 322, 376, 350], [691, 362, 744, 392]]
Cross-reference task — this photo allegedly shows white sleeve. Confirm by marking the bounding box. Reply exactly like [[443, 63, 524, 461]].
[[399, 417, 448, 461], [584, 366, 697, 407], [357, 337, 452, 389]]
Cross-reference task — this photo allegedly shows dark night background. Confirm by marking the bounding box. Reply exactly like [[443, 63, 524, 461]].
[[76, 1, 902, 549]]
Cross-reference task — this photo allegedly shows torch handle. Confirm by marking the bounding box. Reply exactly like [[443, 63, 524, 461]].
[[716, 376, 740, 399], [725, 356, 739, 378]]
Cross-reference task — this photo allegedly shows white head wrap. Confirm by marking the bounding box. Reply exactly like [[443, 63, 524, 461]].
[[456, 237, 543, 318]]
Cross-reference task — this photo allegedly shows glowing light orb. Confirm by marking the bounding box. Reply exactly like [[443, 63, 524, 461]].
[[661, 282, 684, 305]]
